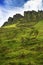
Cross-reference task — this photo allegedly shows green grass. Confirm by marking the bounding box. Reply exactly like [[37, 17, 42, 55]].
[[3, 24, 16, 28], [34, 20, 43, 40], [0, 20, 43, 65]]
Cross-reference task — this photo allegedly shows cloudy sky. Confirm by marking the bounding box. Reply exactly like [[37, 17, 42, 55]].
[[0, 0, 43, 26]]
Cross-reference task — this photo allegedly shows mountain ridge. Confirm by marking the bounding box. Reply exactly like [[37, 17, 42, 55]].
[[2, 10, 43, 27]]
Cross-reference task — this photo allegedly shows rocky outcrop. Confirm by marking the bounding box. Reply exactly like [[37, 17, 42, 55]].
[[3, 10, 43, 26], [13, 14, 23, 23], [24, 10, 43, 22], [3, 14, 23, 26]]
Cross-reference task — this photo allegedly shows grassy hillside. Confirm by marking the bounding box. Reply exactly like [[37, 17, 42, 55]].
[[0, 20, 43, 65], [34, 20, 43, 40], [0, 11, 43, 65]]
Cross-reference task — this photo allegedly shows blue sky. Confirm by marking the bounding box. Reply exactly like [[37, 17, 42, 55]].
[[0, 0, 28, 7], [0, 0, 4, 5], [0, 0, 43, 26]]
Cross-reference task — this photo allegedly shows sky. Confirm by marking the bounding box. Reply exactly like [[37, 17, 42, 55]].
[[0, 0, 43, 26]]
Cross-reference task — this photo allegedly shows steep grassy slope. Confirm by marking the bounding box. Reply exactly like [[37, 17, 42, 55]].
[[35, 20, 43, 40], [0, 19, 43, 65]]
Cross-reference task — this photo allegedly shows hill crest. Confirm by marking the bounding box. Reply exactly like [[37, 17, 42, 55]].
[[3, 10, 43, 26]]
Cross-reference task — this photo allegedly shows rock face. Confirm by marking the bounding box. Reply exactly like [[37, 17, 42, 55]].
[[3, 11, 43, 26], [24, 10, 43, 22], [13, 14, 23, 23], [3, 14, 23, 26]]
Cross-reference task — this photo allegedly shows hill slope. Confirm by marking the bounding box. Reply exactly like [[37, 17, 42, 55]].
[[0, 11, 43, 65]]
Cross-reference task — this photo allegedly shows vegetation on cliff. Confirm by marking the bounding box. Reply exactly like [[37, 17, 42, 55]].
[[0, 11, 43, 65]]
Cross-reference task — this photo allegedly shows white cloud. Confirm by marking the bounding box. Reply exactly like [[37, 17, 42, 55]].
[[0, 0, 42, 26], [24, 0, 42, 11]]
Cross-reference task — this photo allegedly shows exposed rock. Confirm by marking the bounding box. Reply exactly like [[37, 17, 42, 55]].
[[2, 10, 43, 26], [24, 10, 43, 22], [13, 14, 23, 23]]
